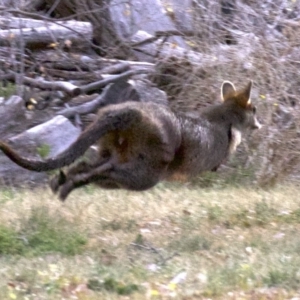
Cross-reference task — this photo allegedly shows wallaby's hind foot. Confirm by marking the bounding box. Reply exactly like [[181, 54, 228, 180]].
[[50, 160, 100, 198], [54, 161, 114, 201], [58, 180, 75, 201], [50, 170, 66, 194]]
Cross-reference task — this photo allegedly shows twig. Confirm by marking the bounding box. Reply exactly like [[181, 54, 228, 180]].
[[155, 30, 195, 37], [130, 242, 179, 266]]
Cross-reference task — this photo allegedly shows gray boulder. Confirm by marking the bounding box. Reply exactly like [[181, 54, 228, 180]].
[[0, 115, 81, 186]]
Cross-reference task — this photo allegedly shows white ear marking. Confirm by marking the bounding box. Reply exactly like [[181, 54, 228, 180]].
[[244, 80, 253, 101], [221, 81, 236, 102]]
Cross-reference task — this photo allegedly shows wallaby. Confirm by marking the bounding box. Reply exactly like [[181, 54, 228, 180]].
[[0, 80, 261, 200]]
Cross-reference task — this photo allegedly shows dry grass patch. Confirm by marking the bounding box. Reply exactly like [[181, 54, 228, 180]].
[[0, 183, 300, 299]]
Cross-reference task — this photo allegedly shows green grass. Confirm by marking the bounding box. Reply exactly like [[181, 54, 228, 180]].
[[36, 144, 51, 159], [0, 206, 86, 257], [0, 82, 16, 99], [0, 183, 300, 299], [19, 207, 87, 256], [0, 225, 24, 255]]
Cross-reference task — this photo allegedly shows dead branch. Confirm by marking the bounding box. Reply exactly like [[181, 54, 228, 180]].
[[43, 68, 98, 81], [23, 77, 81, 96], [57, 84, 112, 118], [2, 72, 80, 96], [98, 62, 130, 75], [80, 69, 154, 94]]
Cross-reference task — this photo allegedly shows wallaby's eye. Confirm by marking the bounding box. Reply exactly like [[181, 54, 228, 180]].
[[138, 153, 146, 160], [252, 106, 256, 113]]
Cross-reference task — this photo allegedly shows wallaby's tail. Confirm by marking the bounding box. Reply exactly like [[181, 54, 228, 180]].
[[0, 108, 142, 172]]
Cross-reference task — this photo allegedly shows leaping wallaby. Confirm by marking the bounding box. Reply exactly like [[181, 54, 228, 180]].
[[0, 80, 261, 200]]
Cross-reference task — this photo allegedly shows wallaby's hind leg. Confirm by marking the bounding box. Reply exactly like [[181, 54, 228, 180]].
[[58, 162, 113, 201], [57, 159, 165, 201], [50, 170, 67, 193], [50, 156, 111, 195], [50, 160, 95, 193]]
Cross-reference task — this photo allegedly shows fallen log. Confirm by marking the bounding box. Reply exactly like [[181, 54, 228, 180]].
[[0, 17, 92, 47]]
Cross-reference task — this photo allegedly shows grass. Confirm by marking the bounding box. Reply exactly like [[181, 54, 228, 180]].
[[0, 83, 16, 99], [36, 144, 51, 159], [0, 183, 300, 299]]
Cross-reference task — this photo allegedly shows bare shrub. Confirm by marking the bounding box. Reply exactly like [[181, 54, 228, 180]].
[[153, 0, 300, 186]]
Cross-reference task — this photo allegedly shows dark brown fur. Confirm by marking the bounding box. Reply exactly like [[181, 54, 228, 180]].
[[0, 81, 261, 200]]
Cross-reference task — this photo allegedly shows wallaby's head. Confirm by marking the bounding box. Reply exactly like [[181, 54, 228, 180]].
[[220, 80, 262, 131]]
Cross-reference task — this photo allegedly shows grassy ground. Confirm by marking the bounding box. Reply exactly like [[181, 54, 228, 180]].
[[0, 181, 300, 299]]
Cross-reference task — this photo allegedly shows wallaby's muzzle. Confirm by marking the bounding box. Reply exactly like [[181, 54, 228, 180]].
[[253, 116, 262, 130]]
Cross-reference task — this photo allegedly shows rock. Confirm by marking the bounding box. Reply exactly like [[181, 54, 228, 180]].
[[0, 96, 27, 139], [165, 0, 194, 31], [0, 115, 81, 186], [100, 80, 140, 105], [100, 79, 168, 106], [109, 0, 187, 46], [128, 79, 168, 106]]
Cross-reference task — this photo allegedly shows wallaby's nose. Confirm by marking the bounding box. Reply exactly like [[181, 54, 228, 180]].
[[253, 117, 262, 129]]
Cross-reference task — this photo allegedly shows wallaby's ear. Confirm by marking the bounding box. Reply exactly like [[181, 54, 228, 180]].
[[221, 81, 236, 102], [242, 80, 253, 105]]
